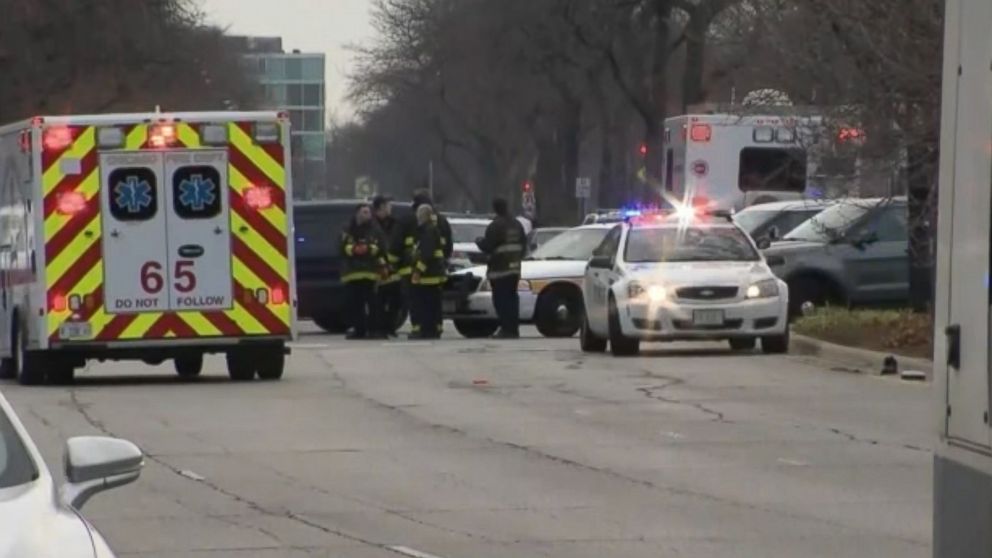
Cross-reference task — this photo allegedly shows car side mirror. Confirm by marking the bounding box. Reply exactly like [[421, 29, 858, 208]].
[[852, 231, 879, 249], [756, 237, 772, 250], [61, 436, 144, 510], [766, 225, 780, 241], [588, 254, 613, 269]]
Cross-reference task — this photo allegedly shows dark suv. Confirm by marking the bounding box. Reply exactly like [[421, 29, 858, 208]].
[[294, 200, 412, 333]]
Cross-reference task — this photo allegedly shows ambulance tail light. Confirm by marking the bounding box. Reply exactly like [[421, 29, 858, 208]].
[[689, 124, 712, 142], [43, 127, 73, 151], [56, 192, 87, 215], [253, 122, 281, 144], [149, 124, 177, 148], [271, 287, 286, 305], [97, 126, 126, 148], [68, 295, 82, 312], [244, 186, 273, 210], [51, 293, 67, 313], [202, 124, 228, 145]]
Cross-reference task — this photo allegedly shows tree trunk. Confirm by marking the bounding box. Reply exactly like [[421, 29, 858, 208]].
[[681, 10, 708, 111], [906, 142, 937, 313]]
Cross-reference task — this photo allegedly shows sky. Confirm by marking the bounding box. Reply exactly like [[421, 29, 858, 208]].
[[200, 0, 376, 122]]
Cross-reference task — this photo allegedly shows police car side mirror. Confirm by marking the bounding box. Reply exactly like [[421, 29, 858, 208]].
[[766, 225, 780, 241], [756, 237, 772, 250], [589, 254, 613, 269]]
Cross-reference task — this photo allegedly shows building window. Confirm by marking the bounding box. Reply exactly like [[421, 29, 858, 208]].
[[287, 84, 304, 106], [265, 58, 285, 80], [303, 84, 322, 106], [302, 58, 324, 80], [302, 134, 325, 160], [303, 110, 324, 132], [289, 110, 305, 131], [286, 57, 302, 80]]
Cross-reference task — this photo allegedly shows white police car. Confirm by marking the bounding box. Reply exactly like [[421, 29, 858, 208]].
[[443, 225, 614, 338], [580, 209, 790, 356]]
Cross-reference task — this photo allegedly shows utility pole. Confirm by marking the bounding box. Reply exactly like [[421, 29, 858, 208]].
[[428, 160, 435, 200]]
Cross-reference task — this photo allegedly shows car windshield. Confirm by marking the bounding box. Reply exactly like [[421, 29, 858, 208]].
[[733, 210, 778, 235], [529, 228, 610, 260], [531, 229, 565, 247], [783, 202, 875, 242], [0, 407, 37, 490], [452, 222, 490, 243], [625, 226, 760, 263]]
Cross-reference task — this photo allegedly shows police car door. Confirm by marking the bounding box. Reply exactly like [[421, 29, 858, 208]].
[[585, 225, 622, 332], [163, 151, 231, 313], [101, 152, 170, 314]]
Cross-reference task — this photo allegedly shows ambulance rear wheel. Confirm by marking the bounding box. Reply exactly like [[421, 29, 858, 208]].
[[14, 323, 46, 386], [226, 352, 256, 382], [256, 349, 285, 381], [174, 354, 204, 379], [47, 365, 75, 386]]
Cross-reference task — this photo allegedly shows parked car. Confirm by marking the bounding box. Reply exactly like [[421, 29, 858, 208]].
[[528, 227, 568, 252], [733, 199, 834, 244], [448, 217, 492, 271], [294, 199, 412, 333], [0, 390, 144, 557], [762, 197, 909, 315]]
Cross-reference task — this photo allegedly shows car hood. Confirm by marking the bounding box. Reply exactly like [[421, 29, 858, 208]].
[[762, 239, 829, 255], [0, 483, 96, 558], [453, 260, 588, 281], [626, 261, 773, 287], [452, 242, 479, 254]]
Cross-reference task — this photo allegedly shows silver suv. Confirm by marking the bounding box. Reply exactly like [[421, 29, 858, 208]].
[[761, 197, 909, 315]]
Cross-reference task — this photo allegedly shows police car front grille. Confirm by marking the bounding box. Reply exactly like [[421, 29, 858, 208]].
[[676, 286, 739, 300]]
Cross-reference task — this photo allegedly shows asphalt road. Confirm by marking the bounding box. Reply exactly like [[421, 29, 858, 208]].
[[4, 322, 932, 557]]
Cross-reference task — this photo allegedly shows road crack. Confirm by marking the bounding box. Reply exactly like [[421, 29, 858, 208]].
[[635, 375, 732, 424]]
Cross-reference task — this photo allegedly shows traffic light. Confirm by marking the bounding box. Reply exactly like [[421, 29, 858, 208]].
[[522, 181, 533, 192], [837, 127, 865, 143]]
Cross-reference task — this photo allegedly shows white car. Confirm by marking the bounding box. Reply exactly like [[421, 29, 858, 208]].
[[581, 210, 790, 356], [0, 390, 144, 556], [448, 217, 492, 271], [442, 225, 614, 338]]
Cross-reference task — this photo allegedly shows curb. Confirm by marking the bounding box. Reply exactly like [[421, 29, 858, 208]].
[[790, 332, 933, 381]]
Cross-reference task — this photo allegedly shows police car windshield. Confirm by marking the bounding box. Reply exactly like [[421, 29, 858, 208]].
[[783, 201, 874, 243], [451, 223, 489, 243], [732, 210, 778, 235], [625, 226, 759, 263], [530, 228, 610, 261], [0, 407, 37, 489]]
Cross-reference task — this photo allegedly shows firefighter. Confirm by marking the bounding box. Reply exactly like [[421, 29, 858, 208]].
[[372, 195, 402, 336], [341, 203, 387, 340], [409, 204, 447, 339], [393, 189, 453, 337], [476, 197, 527, 339]]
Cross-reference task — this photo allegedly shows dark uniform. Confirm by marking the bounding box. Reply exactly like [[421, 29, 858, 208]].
[[393, 199, 452, 335], [410, 216, 448, 339], [341, 220, 387, 339], [477, 215, 527, 337], [375, 213, 403, 335]]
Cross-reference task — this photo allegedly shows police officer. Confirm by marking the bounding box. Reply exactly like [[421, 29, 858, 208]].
[[341, 203, 387, 340], [393, 189, 453, 337], [372, 195, 402, 336], [410, 204, 447, 339], [476, 197, 527, 339]]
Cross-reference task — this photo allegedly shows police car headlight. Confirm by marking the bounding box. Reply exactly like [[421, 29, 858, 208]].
[[647, 285, 667, 302], [628, 282, 666, 302], [746, 279, 779, 299]]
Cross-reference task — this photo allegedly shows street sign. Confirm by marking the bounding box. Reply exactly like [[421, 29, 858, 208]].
[[355, 176, 376, 199], [575, 177, 592, 199]]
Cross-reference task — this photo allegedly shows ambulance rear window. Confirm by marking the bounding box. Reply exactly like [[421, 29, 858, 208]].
[[173, 166, 222, 219], [109, 168, 158, 221], [738, 148, 806, 192]]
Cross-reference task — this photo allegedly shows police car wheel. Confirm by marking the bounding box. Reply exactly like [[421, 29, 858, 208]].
[[226, 352, 256, 381], [608, 298, 640, 357], [453, 320, 499, 339], [256, 349, 285, 381], [761, 331, 790, 354], [174, 354, 204, 378], [535, 289, 583, 338], [729, 337, 757, 351], [580, 314, 607, 353]]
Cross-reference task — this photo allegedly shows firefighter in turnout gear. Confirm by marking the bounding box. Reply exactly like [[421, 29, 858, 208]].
[[372, 195, 403, 336], [393, 189, 453, 336], [341, 203, 388, 340], [409, 204, 447, 339], [476, 198, 527, 339]]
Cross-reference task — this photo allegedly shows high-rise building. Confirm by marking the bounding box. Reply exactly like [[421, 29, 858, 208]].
[[232, 36, 326, 199]]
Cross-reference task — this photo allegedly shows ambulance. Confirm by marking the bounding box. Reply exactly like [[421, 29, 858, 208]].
[[0, 111, 296, 385]]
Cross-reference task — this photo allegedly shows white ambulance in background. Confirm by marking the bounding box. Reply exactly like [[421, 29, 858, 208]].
[[0, 111, 297, 385], [662, 113, 819, 210]]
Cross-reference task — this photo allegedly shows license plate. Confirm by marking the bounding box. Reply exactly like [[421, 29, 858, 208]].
[[442, 300, 457, 314], [59, 322, 93, 340], [692, 309, 724, 326]]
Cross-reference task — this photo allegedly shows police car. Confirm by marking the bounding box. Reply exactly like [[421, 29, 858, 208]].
[[580, 208, 789, 356], [442, 224, 614, 338]]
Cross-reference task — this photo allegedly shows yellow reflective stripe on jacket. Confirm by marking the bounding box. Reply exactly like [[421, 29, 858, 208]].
[[404, 237, 414, 246], [344, 244, 355, 256], [415, 261, 428, 272], [387, 254, 400, 264], [432, 250, 444, 258], [414, 276, 447, 286], [342, 272, 381, 283], [398, 267, 413, 276]]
